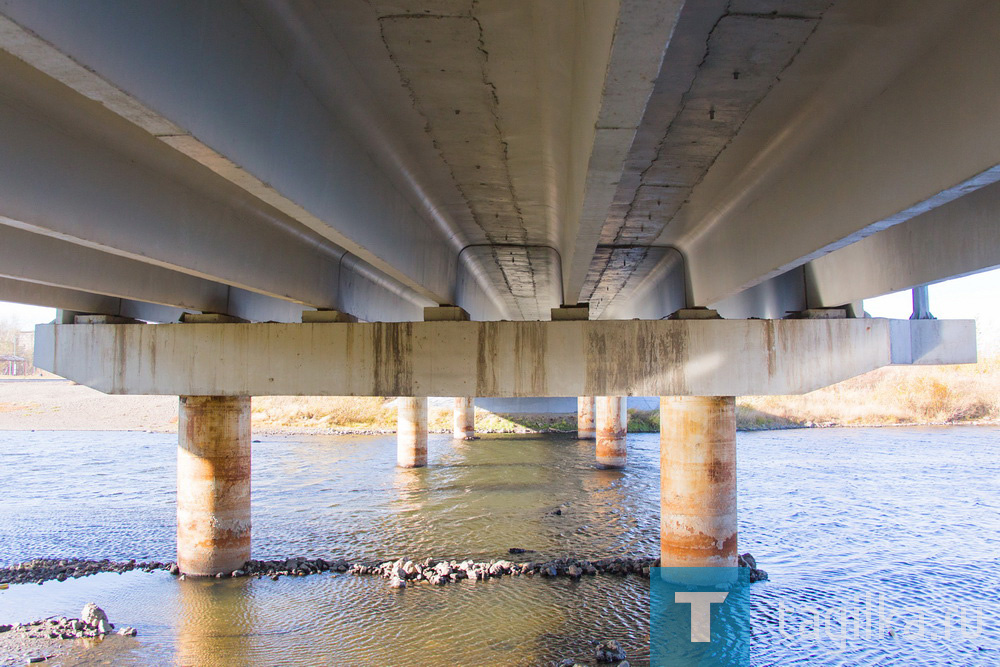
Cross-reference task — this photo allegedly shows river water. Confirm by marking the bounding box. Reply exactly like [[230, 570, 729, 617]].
[[0, 426, 997, 665]]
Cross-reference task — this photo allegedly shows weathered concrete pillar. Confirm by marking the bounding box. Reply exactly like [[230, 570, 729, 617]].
[[660, 396, 737, 569], [397, 397, 428, 467], [454, 397, 475, 439], [595, 396, 627, 468], [577, 396, 596, 439], [177, 395, 251, 576]]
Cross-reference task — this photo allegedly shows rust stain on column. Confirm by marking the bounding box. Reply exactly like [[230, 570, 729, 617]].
[[660, 396, 737, 569], [453, 397, 475, 439], [577, 396, 596, 439], [397, 397, 428, 467], [177, 395, 251, 577], [595, 396, 627, 468]]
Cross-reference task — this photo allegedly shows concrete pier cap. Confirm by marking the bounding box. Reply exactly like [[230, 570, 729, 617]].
[[177, 395, 251, 577]]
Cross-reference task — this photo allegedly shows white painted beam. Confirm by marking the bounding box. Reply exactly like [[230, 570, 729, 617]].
[[0, 51, 434, 323], [0, 277, 118, 315], [0, 224, 230, 313], [34, 318, 976, 398], [0, 53, 341, 307], [0, 276, 188, 323], [806, 180, 1000, 307], [0, 2, 462, 306]]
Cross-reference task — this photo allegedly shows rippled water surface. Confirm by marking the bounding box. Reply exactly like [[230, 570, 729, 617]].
[[0, 426, 998, 665]]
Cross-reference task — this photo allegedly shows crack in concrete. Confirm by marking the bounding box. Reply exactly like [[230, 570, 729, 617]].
[[376, 9, 538, 318], [585, 1, 830, 317]]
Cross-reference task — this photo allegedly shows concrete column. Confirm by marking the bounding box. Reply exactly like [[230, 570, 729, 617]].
[[660, 396, 737, 569], [595, 396, 627, 468], [453, 397, 475, 439], [577, 396, 596, 439], [397, 397, 428, 467], [177, 395, 251, 576]]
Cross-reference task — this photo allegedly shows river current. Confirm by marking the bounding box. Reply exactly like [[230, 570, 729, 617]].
[[0, 426, 997, 665]]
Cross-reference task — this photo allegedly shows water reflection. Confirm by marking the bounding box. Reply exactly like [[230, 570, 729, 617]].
[[175, 578, 255, 667]]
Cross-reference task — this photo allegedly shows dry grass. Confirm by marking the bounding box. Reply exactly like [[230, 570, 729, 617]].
[[248, 357, 1000, 432], [739, 356, 1000, 427], [251, 396, 397, 430]]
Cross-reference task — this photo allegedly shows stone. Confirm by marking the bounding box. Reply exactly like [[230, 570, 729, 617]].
[[567, 565, 583, 578], [97, 619, 113, 635], [738, 553, 757, 570], [434, 562, 452, 577], [388, 576, 406, 589], [595, 640, 626, 663], [80, 603, 109, 629], [168, 563, 180, 576]]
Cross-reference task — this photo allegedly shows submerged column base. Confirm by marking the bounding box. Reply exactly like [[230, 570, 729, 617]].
[[177, 395, 252, 577]]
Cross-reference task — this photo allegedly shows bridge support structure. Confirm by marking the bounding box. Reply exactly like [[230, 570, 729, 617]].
[[32, 316, 974, 577], [177, 395, 252, 577], [454, 397, 475, 439], [397, 397, 428, 468], [659, 396, 737, 571], [595, 396, 627, 469], [577, 396, 596, 440]]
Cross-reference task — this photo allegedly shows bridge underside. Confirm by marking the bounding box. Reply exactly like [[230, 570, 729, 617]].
[[0, 0, 998, 323], [3, 0, 994, 579]]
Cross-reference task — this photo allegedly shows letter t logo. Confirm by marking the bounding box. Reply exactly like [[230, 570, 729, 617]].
[[675, 591, 729, 642]]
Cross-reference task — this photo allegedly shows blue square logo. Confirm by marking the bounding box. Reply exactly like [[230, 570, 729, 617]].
[[650, 567, 753, 666]]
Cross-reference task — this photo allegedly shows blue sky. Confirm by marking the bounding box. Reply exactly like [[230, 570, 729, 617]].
[[2, 266, 999, 327]]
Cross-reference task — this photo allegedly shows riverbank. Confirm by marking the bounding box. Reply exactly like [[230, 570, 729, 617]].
[[1, 357, 998, 433]]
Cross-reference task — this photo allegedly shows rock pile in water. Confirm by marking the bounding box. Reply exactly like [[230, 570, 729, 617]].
[[351, 556, 659, 588], [0, 604, 136, 640], [0, 558, 168, 586], [2, 553, 769, 587]]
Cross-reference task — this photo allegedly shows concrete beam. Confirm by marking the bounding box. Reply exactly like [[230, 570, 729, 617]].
[[673, 1, 1000, 306], [0, 276, 196, 323], [561, 0, 684, 304], [805, 179, 1000, 307], [34, 318, 976, 398], [0, 2, 462, 307], [0, 224, 317, 323], [0, 49, 429, 323]]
